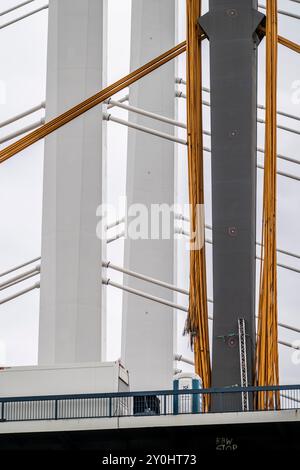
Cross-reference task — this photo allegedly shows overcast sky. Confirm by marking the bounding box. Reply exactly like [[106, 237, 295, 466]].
[[0, 0, 299, 384]]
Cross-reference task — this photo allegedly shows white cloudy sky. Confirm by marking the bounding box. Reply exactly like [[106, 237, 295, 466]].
[[0, 0, 299, 384]]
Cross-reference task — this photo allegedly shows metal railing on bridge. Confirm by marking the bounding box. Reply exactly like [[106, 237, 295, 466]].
[[0, 385, 299, 423]]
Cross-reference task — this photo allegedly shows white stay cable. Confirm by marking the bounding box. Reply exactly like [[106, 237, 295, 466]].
[[0, 4, 48, 30], [0, 0, 35, 16]]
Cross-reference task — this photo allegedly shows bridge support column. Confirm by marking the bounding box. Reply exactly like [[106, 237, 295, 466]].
[[121, 0, 176, 391], [39, 0, 107, 364], [199, 1, 264, 410]]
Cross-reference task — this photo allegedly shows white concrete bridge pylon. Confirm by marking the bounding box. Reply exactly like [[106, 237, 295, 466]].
[[122, 0, 176, 391], [39, 0, 107, 364]]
